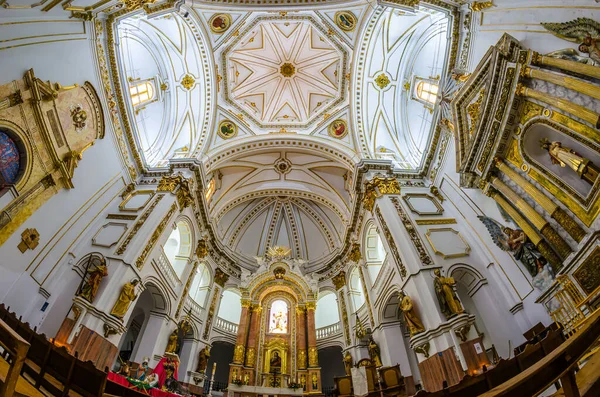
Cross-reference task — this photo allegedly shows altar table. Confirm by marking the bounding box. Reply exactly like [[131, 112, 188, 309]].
[[108, 372, 183, 397], [227, 383, 304, 396]]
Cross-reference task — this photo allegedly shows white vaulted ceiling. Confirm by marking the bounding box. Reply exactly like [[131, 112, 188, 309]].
[[225, 18, 344, 127]]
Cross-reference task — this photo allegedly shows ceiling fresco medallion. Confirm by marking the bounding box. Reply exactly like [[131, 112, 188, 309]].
[[209, 14, 232, 34], [218, 120, 238, 139], [328, 119, 348, 139], [335, 11, 357, 32], [375, 73, 390, 90], [225, 18, 344, 127], [181, 74, 195, 90]]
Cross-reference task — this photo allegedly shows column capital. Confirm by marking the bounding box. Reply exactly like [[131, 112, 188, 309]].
[[363, 176, 400, 212], [306, 302, 316, 311]]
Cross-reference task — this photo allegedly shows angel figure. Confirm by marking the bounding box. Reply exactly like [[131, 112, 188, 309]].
[[542, 18, 600, 65], [478, 216, 547, 278]]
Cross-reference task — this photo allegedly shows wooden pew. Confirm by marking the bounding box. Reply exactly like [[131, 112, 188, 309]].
[[516, 342, 545, 371], [447, 374, 488, 396], [38, 344, 76, 396], [378, 365, 407, 396], [69, 358, 108, 397], [333, 375, 353, 397], [480, 308, 600, 397], [484, 358, 520, 389], [21, 331, 53, 388], [0, 318, 30, 397]]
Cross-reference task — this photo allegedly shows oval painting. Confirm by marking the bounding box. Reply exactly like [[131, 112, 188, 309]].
[[218, 120, 238, 139], [328, 119, 348, 139], [335, 11, 357, 32], [209, 14, 232, 34]]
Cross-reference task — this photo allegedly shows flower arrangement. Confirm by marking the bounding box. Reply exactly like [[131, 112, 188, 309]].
[[231, 378, 243, 386]]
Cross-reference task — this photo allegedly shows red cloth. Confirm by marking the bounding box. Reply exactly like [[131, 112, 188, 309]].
[[152, 357, 179, 388], [107, 372, 181, 397]]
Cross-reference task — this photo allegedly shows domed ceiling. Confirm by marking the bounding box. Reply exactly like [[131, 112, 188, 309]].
[[111, 1, 453, 272], [224, 18, 345, 127]]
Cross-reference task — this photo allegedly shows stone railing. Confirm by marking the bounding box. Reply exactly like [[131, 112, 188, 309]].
[[316, 322, 341, 340], [156, 250, 181, 289], [185, 295, 203, 319], [215, 317, 239, 334]]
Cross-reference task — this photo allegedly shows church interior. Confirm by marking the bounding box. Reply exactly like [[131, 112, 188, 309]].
[[1, 0, 600, 396]]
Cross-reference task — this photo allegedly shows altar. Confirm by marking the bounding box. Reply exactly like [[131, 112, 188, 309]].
[[227, 384, 304, 397]]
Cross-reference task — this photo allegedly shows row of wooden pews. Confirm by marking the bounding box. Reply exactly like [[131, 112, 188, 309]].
[[0, 304, 147, 397], [333, 364, 417, 397]]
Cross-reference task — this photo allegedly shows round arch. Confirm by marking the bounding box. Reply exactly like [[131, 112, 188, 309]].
[[362, 220, 386, 283], [315, 291, 340, 329], [347, 266, 365, 313], [163, 216, 195, 278], [189, 262, 212, 308], [142, 276, 172, 315]]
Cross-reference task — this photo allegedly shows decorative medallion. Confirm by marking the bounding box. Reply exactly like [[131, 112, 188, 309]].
[[217, 120, 237, 139], [335, 11, 357, 32], [280, 63, 296, 78], [18, 228, 40, 253], [328, 119, 348, 139], [375, 74, 391, 90], [209, 14, 232, 34], [181, 74, 195, 90], [274, 157, 292, 175], [70, 104, 88, 132]]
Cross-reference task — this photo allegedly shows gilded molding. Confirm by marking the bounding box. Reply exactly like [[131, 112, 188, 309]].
[[332, 271, 346, 290], [215, 268, 230, 288], [245, 347, 256, 367], [552, 208, 586, 243], [363, 176, 400, 212], [348, 243, 361, 263], [540, 224, 572, 261], [175, 261, 199, 318], [135, 201, 178, 270], [338, 292, 351, 346], [357, 266, 375, 327], [573, 247, 600, 295], [415, 218, 457, 225], [375, 206, 407, 278], [390, 197, 434, 266], [233, 343, 245, 364], [297, 349, 307, 370], [115, 194, 164, 255], [308, 347, 318, 367], [203, 286, 220, 340]]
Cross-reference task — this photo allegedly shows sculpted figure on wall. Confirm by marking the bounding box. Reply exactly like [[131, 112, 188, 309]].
[[541, 139, 599, 185], [433, 269, 464, 319], [368, 337, 383, 367], [398, 291, 425, 336], [542, 18, 600, 65], [110, 279, 139, 320], [343, 351, 353, 376], [78, 259, 108, 303]]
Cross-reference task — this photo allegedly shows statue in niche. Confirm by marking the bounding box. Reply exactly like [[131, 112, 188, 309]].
[[343, 351, 353, 376], [78, 259, 108, 303], [110, 279, 139, 320], [433, 269, 465, 319], [196, 346, 210, 373], [367, 337, 383, 367], [398, 291, 425, 336], [542, 18, 600, 65], [270, 351, 282, 373], [541, 139, 599, 185]]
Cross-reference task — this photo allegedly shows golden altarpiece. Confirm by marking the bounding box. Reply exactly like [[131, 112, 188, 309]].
[[451, 34, 600, 333], [228, 258, 321, 395]]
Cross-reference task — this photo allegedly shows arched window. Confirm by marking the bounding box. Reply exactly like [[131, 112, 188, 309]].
[[416, 80, 439, 104], [163, 220, 193, 278], [349, 268, 365, 313], [0, 129, 26, 189], [364, 223, 386, 283], [129, 81, 155, 106], [189, 263, 211, 307], [218, 289, 242, 324], [269, 300, 288, 334], [315, 292, 340, 328]]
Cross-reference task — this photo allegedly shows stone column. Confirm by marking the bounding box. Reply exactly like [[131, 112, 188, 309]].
[[489, 176, 572, 261], [233, 298, 251, 365], [531, 50, 600, 80], [296, 305, 307, 369], [245, 304, 261, 383], [494, 159, 585, 243], [306, 302, 318, 368], [521, 66, 600, 101], [486, 187, 563, 271], [133, 312, 170, 366]]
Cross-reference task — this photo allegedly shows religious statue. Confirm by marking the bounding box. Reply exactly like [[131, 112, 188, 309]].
[[433, 269, 464, 319], [243, 373, 250, 385], [368, 337, 383, 367], [312, 373, 319, 389], [78, 260, 108, 303], [541, 139, 599, 185], [479, 216, 549, 278], [163, 363, 183, 394], [270, 351, 282, 373], [165, 317, 192, 355], [196, 345, 210, 373], [134, 357, 150, 381], [118, 360, 131, 376], [110, 279, 139, 320], [542, 18, 600, 65], [398, 291, 425, 336], [343, 351, 353, 376]]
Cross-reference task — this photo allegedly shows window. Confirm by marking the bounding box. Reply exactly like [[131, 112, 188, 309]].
[[315, 293, 340, 328], [416, 80, 439, 104], [163, 220, 192, 278], [190, 263, 211, 307], [269, 300, 288, 334], [129, 81, 155, 106], [349, 268, 365, 313], [364, 223, 386, 283]]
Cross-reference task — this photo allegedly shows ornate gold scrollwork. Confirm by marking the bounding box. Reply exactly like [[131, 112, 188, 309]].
[[245, 347, 256, 367], [233, 344, 245, 364], [332, 271, 346, 290], [414, 342, 430, 358], [297, 349, 307, 369], [215, 268, 230, 288], [348, 243, 361, 263], [308, 347, 318, 367], [363, 176, 401, 212]]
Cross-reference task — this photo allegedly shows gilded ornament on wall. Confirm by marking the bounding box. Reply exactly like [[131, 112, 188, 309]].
[[218, 120, 238, 139], [308, 347, 319, 367], [332, 271, 346, 290], [214, 268, 229, 287], [363, 176, 401, 212], [573, 246, 600, 295], [390, 197, 434, 266], [18, 228, 40, 253], [469, 1, 494, 11], [335, 11, 357, 32], [328, 119, 348, 139], [375, 207, 407, 278], [233, 344, 245, 364], [196, 239, 208, 258], [70, 104, 88, 132], [375, 74, 390, 90], [181, 74, 195, 90], [348, 243, 361, 263], [209, 14, 232, 34]]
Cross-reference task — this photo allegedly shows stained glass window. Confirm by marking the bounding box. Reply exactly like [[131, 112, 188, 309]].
[[269, 300, 288, 334], [0, 131, 21, 187]]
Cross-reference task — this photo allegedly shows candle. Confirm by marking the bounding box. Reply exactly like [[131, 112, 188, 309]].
[[213, 362, 217, 373]]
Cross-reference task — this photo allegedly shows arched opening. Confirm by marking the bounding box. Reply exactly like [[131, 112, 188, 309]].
[[348, 268, 365, 313], [315, 292, 340, 328], [163, 219, 193, 278], [189, 262, 212, 307], [268, 299, 289, 334], [317, 346, 346, 394], [218, 289, 242, 325], [364, 223, 386, 283], [206, 341, 235, 391]]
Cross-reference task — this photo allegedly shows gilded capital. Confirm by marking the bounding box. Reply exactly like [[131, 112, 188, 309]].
[[214, 268, 229, 288], [241, 299, 252, 308], [306, 301, 317, 311], [348, 243, 361, 263], [296, 306, 306, 315], [362, 176, 400, 212], [332, 271, 346, 290]]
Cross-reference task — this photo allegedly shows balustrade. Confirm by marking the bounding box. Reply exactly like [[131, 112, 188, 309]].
[[316, 322, 341, 340], [215, 316, 239, 334]]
